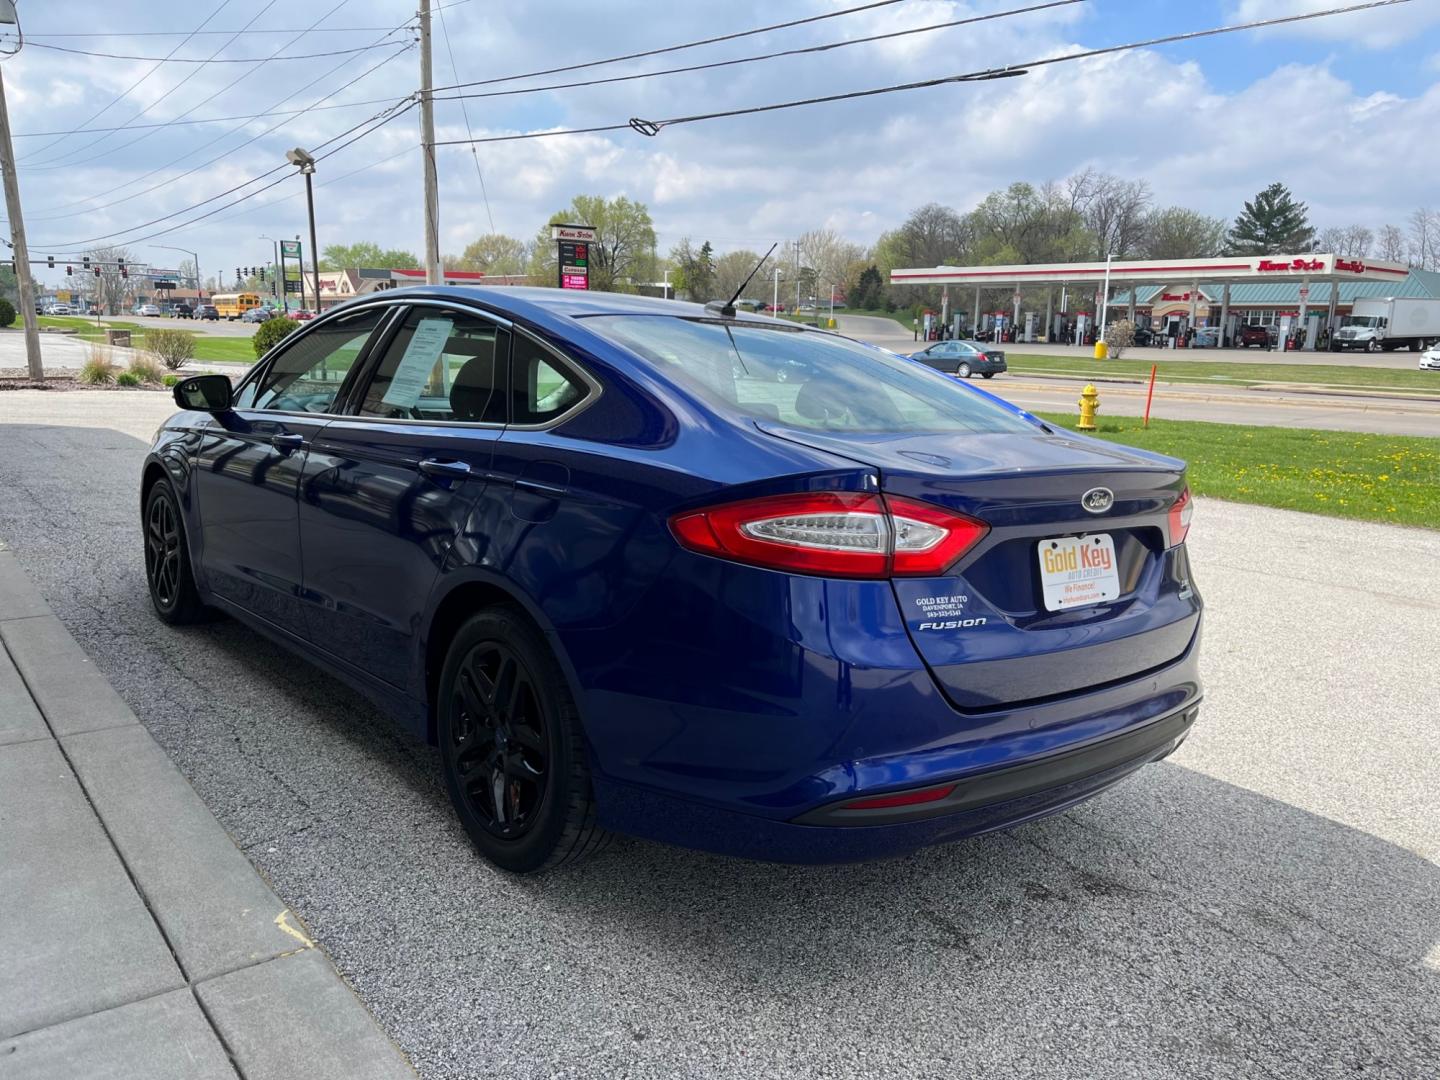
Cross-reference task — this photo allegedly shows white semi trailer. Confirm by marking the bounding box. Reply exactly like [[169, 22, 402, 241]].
[[1332, 297, 1440, 352]]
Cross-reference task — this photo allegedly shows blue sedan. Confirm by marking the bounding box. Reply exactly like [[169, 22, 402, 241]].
[[143, 287, 1201, 873], [909, 339, 1007, 378]]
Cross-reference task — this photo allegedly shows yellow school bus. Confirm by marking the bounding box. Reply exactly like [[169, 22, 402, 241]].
[[212, 292, 262, 320]]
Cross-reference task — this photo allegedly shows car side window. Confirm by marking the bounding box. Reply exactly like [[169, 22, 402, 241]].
[[357, 308, 509, 424], [511, 333, 591, 425], [246, 308, 387, 413]]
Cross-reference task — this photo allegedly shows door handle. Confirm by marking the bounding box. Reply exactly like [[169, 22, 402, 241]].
[[418, 458, 472, 479], [270, 433, 305, 453]]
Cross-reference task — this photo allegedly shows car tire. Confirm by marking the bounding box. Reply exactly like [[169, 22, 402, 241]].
[[437, 606, 609, 874], [957, 362, 972, 378], [143, 480, 210, 625]]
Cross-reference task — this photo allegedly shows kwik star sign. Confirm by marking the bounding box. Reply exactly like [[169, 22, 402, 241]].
[[551, 224, 596, 290]]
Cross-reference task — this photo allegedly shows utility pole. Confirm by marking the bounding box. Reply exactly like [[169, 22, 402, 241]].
[[793, 238, 801, 315], [0, 66, 43, 380], [418, 0, 441, 285]]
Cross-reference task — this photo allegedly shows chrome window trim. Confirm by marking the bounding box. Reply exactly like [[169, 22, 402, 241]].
[[230, 294, 599, 432]]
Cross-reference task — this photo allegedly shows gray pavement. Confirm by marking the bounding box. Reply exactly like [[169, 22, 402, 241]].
[[836, 312, 1433, 370], [0, 391, 1435, 1079], [0, 542, 414, 1079]]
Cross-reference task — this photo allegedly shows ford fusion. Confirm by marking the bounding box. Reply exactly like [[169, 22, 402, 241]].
[[142, 287, 1202, 873]]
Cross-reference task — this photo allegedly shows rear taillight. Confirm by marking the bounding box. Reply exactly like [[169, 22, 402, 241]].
[[669, 491, 988, 579], [1167, 486, 1192, 547]]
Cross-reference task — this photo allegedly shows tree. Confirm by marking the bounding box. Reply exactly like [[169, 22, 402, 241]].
[[847, 265, 886, 311], [1408, 207, 1439, 270], [796, 228, 866, 298], [1141, 207, 1228, 259], [533, 195, 656, 291], [1068, 169, 1152, 260], [454, 233, 528, 275], [319, 241, 420, 270], [86, 245, 133, 315], [1377, 224, 1407, 262], [1225, 183, 1315, 255], [1316, 225, 1372, 258], [713, 249, 775, 304]]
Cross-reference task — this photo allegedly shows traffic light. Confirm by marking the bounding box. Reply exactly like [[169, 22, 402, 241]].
[[120, 263, 128, 279], [47, 255, 54, 269], [82, 256, 90, 270], [93, 266, 101, 277], [66, 265, 72, 276], [235, 267, 241, 282]]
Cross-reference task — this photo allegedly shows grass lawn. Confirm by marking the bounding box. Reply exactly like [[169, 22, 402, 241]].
[[1037, 412, 1440, 529], [35, 316, 256, 363], [1007, 352, 1440, 395]]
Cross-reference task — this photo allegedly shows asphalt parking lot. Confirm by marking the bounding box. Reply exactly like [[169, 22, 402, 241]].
[[0, 390, 1435, 1080]]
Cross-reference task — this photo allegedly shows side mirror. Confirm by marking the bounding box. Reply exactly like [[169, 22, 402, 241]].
[[173, 374, 233, 413]]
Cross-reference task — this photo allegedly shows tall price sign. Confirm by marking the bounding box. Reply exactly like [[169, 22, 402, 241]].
[[551, 224, 596, 291]]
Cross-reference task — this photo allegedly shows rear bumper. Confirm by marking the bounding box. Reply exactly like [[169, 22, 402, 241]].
[[593, 702, 1196, 863]]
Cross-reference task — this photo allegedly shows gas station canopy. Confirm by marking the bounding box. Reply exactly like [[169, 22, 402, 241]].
[[890, 253, 1409, 289]]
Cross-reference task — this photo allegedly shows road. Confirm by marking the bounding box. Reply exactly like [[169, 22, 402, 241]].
[[0, 391, 1435, 1080], [832, 315, 1440, 437], [835, 313, 1432, 370]]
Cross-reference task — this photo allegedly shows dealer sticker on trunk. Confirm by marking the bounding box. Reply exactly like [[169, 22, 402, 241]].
[[1038, 533, 1120, 611]]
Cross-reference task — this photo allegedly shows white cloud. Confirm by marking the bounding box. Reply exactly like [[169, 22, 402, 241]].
[[1228, 0, 1440, 51]]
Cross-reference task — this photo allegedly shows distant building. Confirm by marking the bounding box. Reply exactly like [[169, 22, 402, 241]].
[[303, 267, 533, 310]]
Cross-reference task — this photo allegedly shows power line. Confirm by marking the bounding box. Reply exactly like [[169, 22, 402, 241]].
[[199, 143, 415, 230], [436, 0, 1082, 106], [25, 27, 400, 38], [21, 0, 375, 173], [26, 34, 411, 63], [434, 0, 1413, 147], [15, 2, 235, 164], [21, 1, 282, 171], [32, 99, 417, 252], [429, 0, 914, 93], [25, 50, 414, 224], [11, 96, 405, 139], [86, 106, 418, 251], [435, 0, 495, 234]]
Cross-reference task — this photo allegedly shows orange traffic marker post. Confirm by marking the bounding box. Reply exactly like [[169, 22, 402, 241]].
[[1143, 364, 1157, 429]]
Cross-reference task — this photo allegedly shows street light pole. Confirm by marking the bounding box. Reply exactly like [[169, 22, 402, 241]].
[[260, 236, 280, 309], [0, 7, 43, 380], [286, 148, 321, 312], [151, 245, 200, 305]]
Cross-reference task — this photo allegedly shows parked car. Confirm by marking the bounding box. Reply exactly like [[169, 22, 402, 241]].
[[1239, 324, 1272, 348], [287, 308, 315, 321], [1131, 325, 1154, 348], [762, 303, 786, 314], [196, 304, 220, 321], [1191, 325, 1221, 348], [1419, 344, 1440, 371], [46, 303, 73, 316], [909, 339, 1007, 379], [142, 287, 1202, 873], [240, 306, 272, 323], [140, 304, 162, 317], [172, 304, 194, 319]]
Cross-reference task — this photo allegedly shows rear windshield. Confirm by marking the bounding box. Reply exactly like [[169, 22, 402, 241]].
[[585, 316, 1036, 435]]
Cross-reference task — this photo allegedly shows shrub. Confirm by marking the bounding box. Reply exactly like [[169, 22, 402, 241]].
[[1104, 319, 1136, 360], [162, 374, 180, 388], [79, 345, 117, 385], [253, 316, 299, 358], [145, 328, 197, 371], [128, 355, 163, 383], [115, 371, 141, 387], [0, 298, 15, 328]]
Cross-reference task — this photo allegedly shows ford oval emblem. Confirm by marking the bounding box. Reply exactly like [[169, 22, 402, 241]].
[[1081, 487, 1114, 514]]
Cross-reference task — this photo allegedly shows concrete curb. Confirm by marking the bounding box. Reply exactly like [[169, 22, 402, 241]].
[[0, 544, 415, 1079]]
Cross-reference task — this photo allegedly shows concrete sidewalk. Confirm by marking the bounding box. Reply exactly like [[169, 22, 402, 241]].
[[0, 542, 415, 1079]]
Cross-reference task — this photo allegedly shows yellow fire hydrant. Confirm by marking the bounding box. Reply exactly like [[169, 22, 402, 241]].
[[1077, 383, 1099, 431]]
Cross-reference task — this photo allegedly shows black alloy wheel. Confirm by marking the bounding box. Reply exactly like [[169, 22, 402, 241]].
[[438, 607, 608, 873], [143, 481, 209, 624]]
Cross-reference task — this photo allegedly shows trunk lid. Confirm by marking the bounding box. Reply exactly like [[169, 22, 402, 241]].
[[758, 426, 1201, 710]]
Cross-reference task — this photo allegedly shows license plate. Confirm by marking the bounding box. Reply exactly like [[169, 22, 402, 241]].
[[1038, 534, 1120, 611]]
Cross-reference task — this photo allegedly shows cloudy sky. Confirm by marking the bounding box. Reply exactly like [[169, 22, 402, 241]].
[[6, 0, 1439, 284]]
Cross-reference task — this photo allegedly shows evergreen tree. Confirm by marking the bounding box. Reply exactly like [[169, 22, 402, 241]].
[[1225, 183, 1315, 255]]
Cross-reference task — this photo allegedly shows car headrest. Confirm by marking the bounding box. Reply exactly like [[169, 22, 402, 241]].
[[450, 355, 497, 421]]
